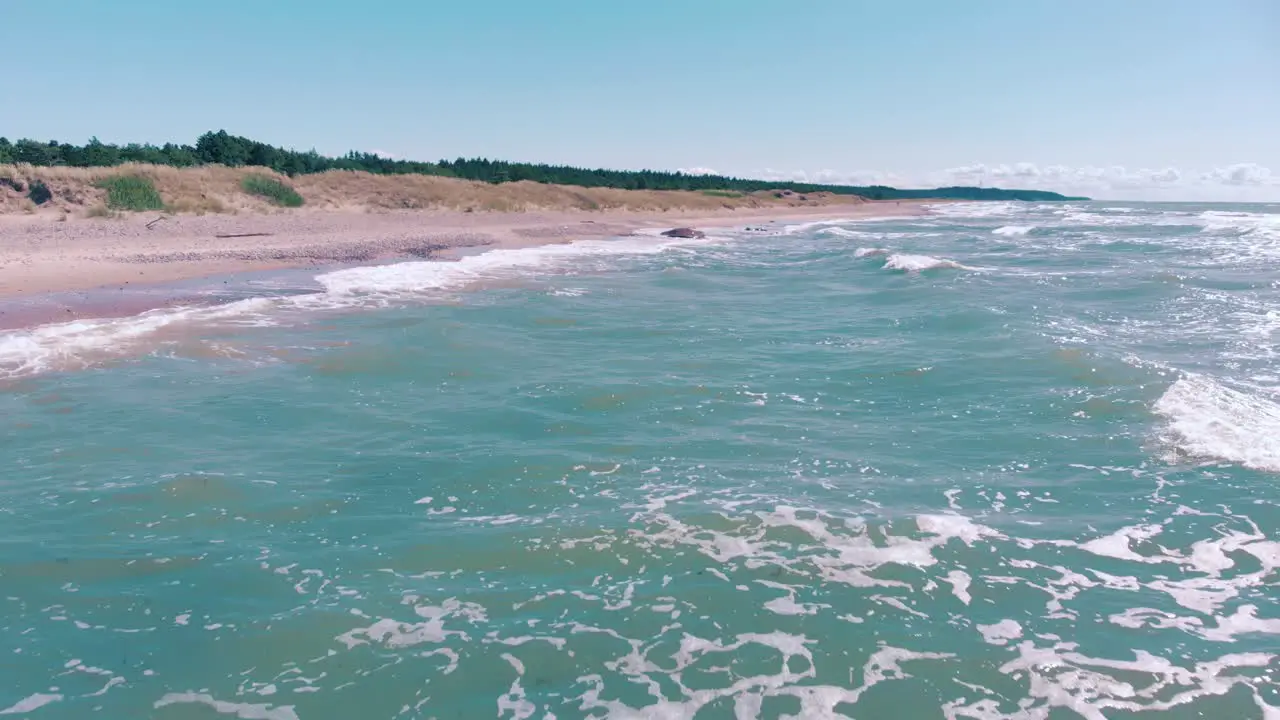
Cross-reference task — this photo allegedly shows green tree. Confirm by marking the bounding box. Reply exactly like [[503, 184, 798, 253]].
[[195, 130, 251, 166], [160, 143, 201, 167], [83, 137, 122, 167], [0, 130, 1089, 202], [247, 141, 281, 170], [12, 139, 54, 165]]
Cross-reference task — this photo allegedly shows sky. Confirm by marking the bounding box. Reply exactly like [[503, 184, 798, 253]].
[[2, 0, 1277, 200]]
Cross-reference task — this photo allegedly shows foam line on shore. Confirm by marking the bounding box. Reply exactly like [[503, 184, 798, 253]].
[[0, 206, 930, 379]]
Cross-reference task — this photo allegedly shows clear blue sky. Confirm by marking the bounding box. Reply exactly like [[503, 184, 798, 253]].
[[2, 0, 1277, 199]]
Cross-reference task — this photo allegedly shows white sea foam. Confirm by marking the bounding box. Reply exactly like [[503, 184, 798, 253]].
[[0, 298, 276, 379], [760, 582, 829, 616], [572, 632, 950, 720], [336, 598, 487, 649], [141, 473, 1278, 717], [780, 218, 858, 235], [0, 694, 64, 715], [1198, 605, 1280, 643], [883, 254, 971, 272], [992, 225, 1035, 236], [856, 246, 972, 272], [316, 236, 707, 297], [976, 619, 1022, 646], [943, 570, 973, 605], [1153, 374, 1280, 472], [1077, 516, 1280, 618], [1058, 210, 1152, 227], [153, 693, 299, 720], [949, 641, 1276, 719], [925, 201, 1023, 218], [817, 226, 873, 239], [1199, 210, 1280, 240], [0, 235, 713, 379]]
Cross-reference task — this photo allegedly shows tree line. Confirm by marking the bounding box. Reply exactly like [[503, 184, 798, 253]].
[[0, 131, 1084, 201]]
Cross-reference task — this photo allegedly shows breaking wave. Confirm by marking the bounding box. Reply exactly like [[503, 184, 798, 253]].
[[993, 225, 1035, 236], [0, 235, 716, 379], [1153, 374, 1280, 472], [882, 253, 971, 272]]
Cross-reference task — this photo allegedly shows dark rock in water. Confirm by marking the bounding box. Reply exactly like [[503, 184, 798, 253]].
[[661, 227, 705, 239]]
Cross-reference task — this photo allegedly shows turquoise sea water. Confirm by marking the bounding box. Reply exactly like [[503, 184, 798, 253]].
[[2, 202, 1279, 719]]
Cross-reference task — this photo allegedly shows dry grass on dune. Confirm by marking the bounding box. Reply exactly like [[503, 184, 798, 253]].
[[0, 163, 258, 216], [293, 171, 786, 213], [0, 163, 864, 217]]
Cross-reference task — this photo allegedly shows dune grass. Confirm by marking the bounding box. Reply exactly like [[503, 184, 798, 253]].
[[84, 203, 114, 218], [96, 175, 164, 211], [241, 174, 305, 207], [0, 163, 862, 216]]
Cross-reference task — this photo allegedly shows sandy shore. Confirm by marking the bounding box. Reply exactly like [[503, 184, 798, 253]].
[[0, 200, 930, 327]]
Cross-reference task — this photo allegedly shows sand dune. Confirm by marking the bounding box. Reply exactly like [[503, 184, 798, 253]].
[[0, 162, 864, 216]]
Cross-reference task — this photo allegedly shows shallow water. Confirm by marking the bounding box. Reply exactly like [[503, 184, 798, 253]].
[[2, 202, 1279, 718]]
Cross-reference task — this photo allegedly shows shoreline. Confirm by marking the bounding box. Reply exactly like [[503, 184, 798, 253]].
[[0, 201, 931, 330]]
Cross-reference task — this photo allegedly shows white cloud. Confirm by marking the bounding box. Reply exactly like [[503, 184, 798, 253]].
[[367, 149, 398, 159], [750, 168, 910, 187], [677, 166, 718, 176], [1201, 163, 1273, 187], [936, 163, 1185, 192], [710, 162, 1279, 201], [934, 162, 1275, 200]]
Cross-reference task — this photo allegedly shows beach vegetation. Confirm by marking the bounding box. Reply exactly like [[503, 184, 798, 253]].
[[11, 139, 60, 165], [241, 174, 304, 207], [166, 195, 228, 215], [27, 180, 52, 205], [97, 175, 164, 211]]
